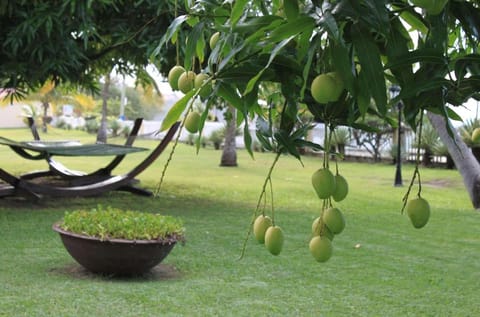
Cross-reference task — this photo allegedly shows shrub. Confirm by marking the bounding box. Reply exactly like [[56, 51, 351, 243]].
[[332, 127, 350, 155], [108, 117, 122, 137], [121, 125, 131, 138], [84, 118, 99, 134], [209, 129, 224, 150], [59, 205, 185, 242]]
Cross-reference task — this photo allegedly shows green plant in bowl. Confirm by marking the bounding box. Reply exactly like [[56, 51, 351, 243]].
[[59, 205, 185, 242], [53, 205, 186, 275]]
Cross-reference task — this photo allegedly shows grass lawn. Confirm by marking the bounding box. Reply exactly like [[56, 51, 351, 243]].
[[1, 126, 480, 316]]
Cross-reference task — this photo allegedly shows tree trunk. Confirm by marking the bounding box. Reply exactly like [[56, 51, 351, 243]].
[[42, 101, 49, 133], [337, 144, 345, 157], [220, 105, 238, 167], [428, 112, 480, 208], [422, 149, 433, 167], [97, 73, 110, 143], [471, 147, 480, 164], [446, 154, 455, 169]]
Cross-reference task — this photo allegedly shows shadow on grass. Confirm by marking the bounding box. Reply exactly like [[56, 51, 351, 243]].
[[47, 263, 183, 282]]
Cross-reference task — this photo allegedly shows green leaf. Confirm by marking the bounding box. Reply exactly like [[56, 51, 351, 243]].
[[256, 131, 274, 152], [450, 1, 480, 41], [356, 72, 371, 116], [217, 82, 243, 110], [351, 23, 387, 114], [217, 63, 264, 82], [318, 11, 341, 42], [234, 16, 283, 34], [331, 41, 354, 94], [361, 0, 389, 33], [236, 108, 245, 127], [300, 34, 321, 99], [385, 17, 414, 86], [427, 106, 463, 122], [186, 16, 200, 27], [296, 22, 314, 62], [243, 122, 254, 158], [160, 90, 195, 131], [244, 20, 285, 46], [283, 0, 299, 22], [454, 55, 480, 79], [195, 108, 210, 153], [231, 0, 249, 27], [274, 130, 302, 162], [151, 15, 188, 58], [447, 75, 480, 106], [385, 48, 446, 70], [396, 78, 451, 100], [267, 16, 315, 43], [438, 103, 458, 140], [196, 31, 206, 63], [395, 6, 428, 34], [244, 36, 295, 95], [244, 85, 259, 112], [294, 139, 324, 152], [184, 22, 204, 71], [217, 41, 247, 73], [351, 122, 381, 133]]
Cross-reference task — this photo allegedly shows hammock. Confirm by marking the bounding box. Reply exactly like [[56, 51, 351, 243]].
[[0, 136, 148, 157], [0, 121, 180, 200]]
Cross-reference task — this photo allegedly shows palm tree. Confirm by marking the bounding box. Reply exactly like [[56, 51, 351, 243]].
[[97, 72, 111, 143], [220, 105, 238, 166]]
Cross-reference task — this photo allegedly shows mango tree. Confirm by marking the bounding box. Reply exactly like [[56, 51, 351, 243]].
[[156, 0, 480, 211]]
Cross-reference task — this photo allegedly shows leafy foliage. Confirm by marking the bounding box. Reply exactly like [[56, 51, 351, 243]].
[[2, 0, 480, 184], [59, 205, 185, 242], [0, 0, 181, 99], [153, 0, 480, 161]]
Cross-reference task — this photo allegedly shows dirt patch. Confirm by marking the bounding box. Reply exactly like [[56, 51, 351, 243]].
[[48, 262, 183, 281], [422, 179, 452, 188]]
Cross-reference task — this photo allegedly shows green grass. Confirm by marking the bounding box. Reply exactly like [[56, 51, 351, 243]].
[[1, 127, 480, 316]]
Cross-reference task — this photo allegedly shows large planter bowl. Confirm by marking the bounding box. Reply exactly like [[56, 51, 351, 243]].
[[53, 222, 178, 276]]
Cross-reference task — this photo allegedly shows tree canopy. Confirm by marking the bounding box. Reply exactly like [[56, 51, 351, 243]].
[[156, 0, 480, 159], [0, 0, 180, 98], [2, 0, 480, 160]]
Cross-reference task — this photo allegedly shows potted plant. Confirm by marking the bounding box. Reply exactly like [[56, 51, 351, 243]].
[[52, 205, 185, 276]]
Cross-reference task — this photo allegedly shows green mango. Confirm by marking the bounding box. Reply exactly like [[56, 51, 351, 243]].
[[265, 226, 284, 256]]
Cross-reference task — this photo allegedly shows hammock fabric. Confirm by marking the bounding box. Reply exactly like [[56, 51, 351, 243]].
[[0, 136, 148, 157]]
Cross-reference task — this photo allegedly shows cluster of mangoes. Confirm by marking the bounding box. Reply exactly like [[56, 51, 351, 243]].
[[167, 32, 222, 135], [167, 66, 212, 97], [253, 215, 284, 256], [167, 31, 220, 97], [309, 168, 348, 262]]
